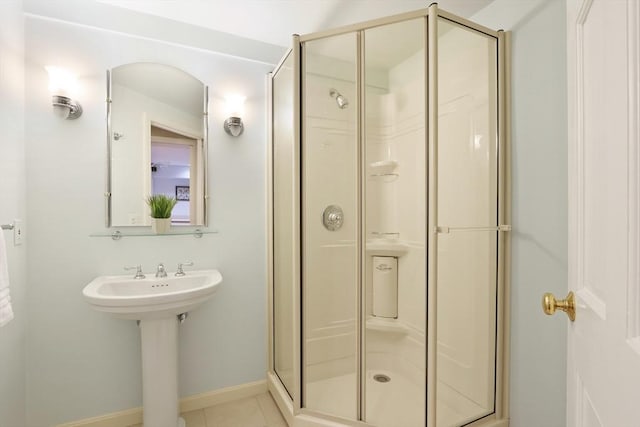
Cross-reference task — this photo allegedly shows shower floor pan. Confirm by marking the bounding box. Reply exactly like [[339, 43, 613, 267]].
[[305, 370, 483, 427]]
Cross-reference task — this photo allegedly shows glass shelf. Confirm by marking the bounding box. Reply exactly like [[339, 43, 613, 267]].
[[90, 228, 218, 240]]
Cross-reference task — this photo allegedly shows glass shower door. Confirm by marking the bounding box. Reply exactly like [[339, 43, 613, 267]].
[[272, 51, 296, 398], [435, 17, 499, 427], [302, 33, 359, 420], [363, 18, 427, 427]]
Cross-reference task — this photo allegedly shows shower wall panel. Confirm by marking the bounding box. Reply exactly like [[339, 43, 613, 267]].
[[388, 49, 427, 334]]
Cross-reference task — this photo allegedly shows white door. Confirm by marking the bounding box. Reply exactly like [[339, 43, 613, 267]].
[[566, 0, 640, 425]]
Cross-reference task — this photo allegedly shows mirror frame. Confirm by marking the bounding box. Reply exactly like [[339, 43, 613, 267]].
[[105, 65, 209, 228]]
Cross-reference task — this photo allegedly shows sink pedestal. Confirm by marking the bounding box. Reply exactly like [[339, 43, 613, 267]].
[[140, 317, 185, 427]]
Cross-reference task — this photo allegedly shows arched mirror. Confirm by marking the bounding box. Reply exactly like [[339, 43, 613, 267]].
[[106, 63, 208, 227]]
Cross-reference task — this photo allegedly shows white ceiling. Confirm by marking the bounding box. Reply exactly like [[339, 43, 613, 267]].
[[96, 0, 494, 48]]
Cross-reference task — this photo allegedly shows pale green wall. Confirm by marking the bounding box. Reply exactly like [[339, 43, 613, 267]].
[[0, 1, 27, 426], [473, 1, 568, 425]]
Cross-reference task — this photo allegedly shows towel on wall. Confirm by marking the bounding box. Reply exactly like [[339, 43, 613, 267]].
[[0, 229, 14, 327]]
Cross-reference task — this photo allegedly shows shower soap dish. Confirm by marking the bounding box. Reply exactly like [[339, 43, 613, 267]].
[[366, 317, 409, 335], [369, 160, 398, 177], [366, 240, 409, 257]]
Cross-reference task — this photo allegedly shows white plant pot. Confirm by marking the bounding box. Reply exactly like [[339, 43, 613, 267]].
[[151, 218, 171, 234]]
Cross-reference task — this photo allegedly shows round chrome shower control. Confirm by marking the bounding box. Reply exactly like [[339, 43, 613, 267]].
[[322, 205, 344, 231]]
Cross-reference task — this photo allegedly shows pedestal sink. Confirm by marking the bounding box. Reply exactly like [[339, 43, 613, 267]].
[[83, 269, 222, 427]]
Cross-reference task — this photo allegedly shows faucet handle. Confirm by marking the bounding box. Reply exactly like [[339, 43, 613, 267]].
[[155, 263, 168, 278], [124, 265, 145, 279], [175, 261, 194, 277]]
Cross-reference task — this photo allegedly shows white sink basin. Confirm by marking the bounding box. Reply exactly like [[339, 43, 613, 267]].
[[83, 269, 222, 320]]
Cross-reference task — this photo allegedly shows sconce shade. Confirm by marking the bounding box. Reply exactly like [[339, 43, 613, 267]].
[[46, 66, 82, 120], [224, 94, 246, 117], [223, 94, 245, 137], [224, 116, 244, 137], [51, 95, 83, 120]]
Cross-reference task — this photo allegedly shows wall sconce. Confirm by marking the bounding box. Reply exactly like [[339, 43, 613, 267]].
[[45, 66, 82, 120], [223, 94, 245, 137]]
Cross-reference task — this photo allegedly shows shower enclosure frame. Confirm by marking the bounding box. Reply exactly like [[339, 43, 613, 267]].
[[267, 5, 511, 427]]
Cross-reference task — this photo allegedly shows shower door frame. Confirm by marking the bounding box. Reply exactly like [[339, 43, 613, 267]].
[[267, 36, 303, 426], [267, 5, 511, 427]]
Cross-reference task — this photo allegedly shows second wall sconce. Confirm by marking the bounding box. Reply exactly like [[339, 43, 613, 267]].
[[45, 66, 82, 120], [223, 94, 246, 137]]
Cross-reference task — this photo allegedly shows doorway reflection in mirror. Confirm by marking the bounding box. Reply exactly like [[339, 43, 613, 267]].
[[150, 125, 201, 225]]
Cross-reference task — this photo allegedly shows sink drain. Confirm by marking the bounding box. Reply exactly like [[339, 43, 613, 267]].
[[373, 374, 391, 383]]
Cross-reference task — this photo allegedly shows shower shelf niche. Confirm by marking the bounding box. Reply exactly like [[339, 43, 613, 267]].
[[366, 240, 409, 257], [370, 159, 398, 171], [366, 317, 409, 335], [369, 159, 398, 179], [369, 173, 399, 180]]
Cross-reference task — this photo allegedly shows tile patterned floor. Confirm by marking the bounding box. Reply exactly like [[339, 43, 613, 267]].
[[128, 392, 287, 427]]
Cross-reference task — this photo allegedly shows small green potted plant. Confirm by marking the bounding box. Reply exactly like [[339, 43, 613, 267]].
[[146, 194, 177, 233]]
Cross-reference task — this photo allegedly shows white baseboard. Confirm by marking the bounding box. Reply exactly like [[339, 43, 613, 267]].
[[56, 380, 267, 427]]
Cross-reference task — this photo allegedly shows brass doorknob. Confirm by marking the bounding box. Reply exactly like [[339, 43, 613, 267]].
[[542, 291, 576, 321]]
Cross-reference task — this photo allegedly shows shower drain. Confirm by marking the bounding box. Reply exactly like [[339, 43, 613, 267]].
[[373, 374, 391, 383]]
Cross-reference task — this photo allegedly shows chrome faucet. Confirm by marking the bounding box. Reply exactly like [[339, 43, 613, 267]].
[[155, 263, 167, 278], [124, 265, 145, 279], [175, 261, 194, 277]]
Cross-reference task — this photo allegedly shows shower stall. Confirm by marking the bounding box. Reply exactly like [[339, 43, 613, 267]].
[[267, 5, 509, 427]]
